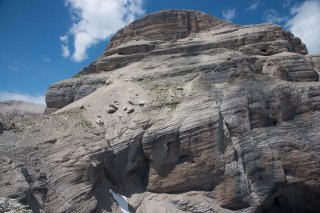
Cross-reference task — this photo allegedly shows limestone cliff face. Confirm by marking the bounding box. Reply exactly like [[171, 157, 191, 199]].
[[107, 10, 232, 49], [1, 10, 320, 213], [45, 10, 309, 112]]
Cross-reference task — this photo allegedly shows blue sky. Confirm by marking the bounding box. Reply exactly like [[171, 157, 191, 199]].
[[0, 0, 319, 105]]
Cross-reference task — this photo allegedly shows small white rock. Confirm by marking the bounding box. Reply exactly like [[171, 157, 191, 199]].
[[95, 119, 104, 125], [138, 100, 146, 106], [105, 79, 112, 85]]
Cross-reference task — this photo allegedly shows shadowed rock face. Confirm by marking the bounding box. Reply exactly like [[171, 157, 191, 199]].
[[256, 183, 320, 213], [2, 10, 320, 213]]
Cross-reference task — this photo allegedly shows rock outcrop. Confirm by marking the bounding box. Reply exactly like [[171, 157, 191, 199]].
[[45, 75, 108, 113], [1, 10, 320, 213]]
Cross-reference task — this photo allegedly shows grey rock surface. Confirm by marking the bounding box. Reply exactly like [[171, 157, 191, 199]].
[[45, 75, 108, 112], [1, 10, 320, 213]]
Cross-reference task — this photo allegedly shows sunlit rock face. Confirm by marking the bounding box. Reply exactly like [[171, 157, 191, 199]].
[[1, 10, 320, 213]]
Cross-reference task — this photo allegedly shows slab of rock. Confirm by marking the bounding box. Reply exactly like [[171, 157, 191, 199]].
[[109, 104, 118, 110], [138, 100, 146, 106], [127, 107, 135, 114], [106, 107, 117, 114]]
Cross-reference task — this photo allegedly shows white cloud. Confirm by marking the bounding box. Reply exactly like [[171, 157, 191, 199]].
[[247, 0, 260, 11], [60, 35, 70, 58], [286, 0, 320, 54], [263, 9, 287, 24], [222, 8, 236, 21], [61, 0, 145, 62], [0, 92, 45, 105]]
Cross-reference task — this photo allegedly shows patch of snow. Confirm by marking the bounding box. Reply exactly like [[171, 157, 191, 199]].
[[109, 189, 130, 213]]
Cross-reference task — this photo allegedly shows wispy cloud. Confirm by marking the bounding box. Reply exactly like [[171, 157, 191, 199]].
[[282, 0, 292, 8], [263, 9, 287, 24], [60, 35, 70, 58], [247, 0, 261, 11], [42, 56, 51, 62], [286, 0, 320, 54], [8, 62, 19, 72], [222, 8, 236, 21], [61, 0, 145, 62], [0, 92, 45, 105]]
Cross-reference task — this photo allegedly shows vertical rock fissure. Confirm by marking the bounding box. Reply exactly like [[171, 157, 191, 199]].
[[218, 110, 226, 153]]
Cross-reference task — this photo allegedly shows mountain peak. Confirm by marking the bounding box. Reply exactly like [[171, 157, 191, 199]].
[[108, 9, 232, 49]]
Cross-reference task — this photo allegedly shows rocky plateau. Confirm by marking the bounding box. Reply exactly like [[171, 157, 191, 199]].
[[1, 10, 320, 213]]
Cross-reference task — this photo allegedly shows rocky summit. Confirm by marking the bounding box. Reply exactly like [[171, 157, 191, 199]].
[[1, 10, 320, 213]]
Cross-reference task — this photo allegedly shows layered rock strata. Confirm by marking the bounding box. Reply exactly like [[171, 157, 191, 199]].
[[45, 75, 108, 113], [1, 10, 320, 213]]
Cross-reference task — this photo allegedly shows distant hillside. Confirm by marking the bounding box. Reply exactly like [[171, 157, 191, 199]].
[[0, 100, 45, 117]]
